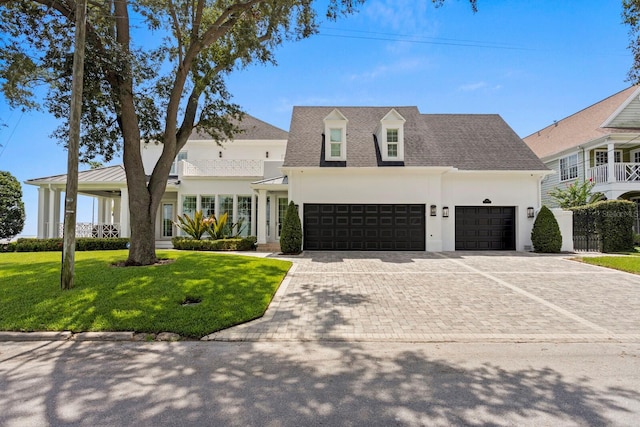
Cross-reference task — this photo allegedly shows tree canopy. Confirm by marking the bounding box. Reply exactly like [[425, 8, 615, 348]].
[[0, 171, 25, 240], [0, 0, 476, 265]]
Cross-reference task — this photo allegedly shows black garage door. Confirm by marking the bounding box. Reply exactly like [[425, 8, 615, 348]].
[[455, 206, 516, 250], [304, 204, 425, 251]]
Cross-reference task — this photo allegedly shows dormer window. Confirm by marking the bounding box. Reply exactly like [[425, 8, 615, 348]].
[[324, 109, 348, 161], [386, 129, 399, 158], [378, 109, 406, 162]]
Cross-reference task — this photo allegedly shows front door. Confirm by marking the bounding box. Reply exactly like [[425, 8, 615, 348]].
[[162, 203, 175, 238]]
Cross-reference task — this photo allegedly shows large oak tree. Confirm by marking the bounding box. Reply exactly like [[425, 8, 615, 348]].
[[0, 0, 477, 265], [0, 0, 367, 265]]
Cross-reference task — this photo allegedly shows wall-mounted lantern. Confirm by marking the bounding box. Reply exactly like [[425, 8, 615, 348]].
[[442, 206, 449, 218], [219, 151, 223, 158], [430, 204, 437, 216], [527, 207, 535, 218], [266, 151, 269, 158]]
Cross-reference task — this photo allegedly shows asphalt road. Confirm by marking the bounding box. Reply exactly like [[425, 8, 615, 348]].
[[1, 341, 639, 426]]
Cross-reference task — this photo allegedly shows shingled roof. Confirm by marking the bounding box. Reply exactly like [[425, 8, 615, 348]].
[[283, 106, 547, 171], [523, 86, 640, 159], [189, 113, 288, 141]]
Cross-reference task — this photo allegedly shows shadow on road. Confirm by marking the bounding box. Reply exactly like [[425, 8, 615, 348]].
[[1, 340, 637, 426]]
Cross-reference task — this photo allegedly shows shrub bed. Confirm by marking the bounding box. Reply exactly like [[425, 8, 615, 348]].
[[172, 236, 257, 251], [11, 237, 130, 252]]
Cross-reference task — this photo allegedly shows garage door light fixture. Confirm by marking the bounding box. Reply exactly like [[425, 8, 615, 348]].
[[442, 206, 449, 217], [430, 204, 437, 216]]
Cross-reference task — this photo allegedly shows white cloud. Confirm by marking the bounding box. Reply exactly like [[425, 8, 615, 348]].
[[364, 0, 433, 34], [347, 57, 427, 82], [458, 82, 503, 92]]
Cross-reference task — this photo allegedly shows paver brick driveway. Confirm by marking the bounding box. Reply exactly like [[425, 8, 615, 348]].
[[208, 252, 640, 343]]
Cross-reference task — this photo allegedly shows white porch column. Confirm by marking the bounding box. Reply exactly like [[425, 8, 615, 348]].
[[232, 194, 238, 224], [250, 193, 257, 236], [607, 142, 616, 183], [37, 187, 49, 238], [113, 197, 121, 224], [97, 197, 107, 224], [120, 187, 130, 238], [257, 189, 267, 244], [583, 149, 590, 181], [48, 188, 58, 238]]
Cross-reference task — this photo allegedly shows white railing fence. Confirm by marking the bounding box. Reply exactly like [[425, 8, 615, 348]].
[[588, 163, 640, 183], [48, 223, 121, 238], [588, 164, 608, 184], [181, 159, 263, 177]]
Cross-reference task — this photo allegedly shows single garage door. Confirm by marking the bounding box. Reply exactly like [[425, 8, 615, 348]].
[[455, 206, 516, 250], [304, 204, 425, 251]]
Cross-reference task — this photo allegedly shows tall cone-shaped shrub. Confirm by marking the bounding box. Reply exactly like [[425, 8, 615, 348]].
[[280, 201, 302, 254], [531, 205, 562, 253]]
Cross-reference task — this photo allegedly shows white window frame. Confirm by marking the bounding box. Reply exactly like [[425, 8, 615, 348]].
[[379, 109, 406, 162], [631, 148, 640, 164], [559, 154, 578, 182], [329, 128, 344, 159], [595, 149, 622, 166], [323, 109, 348, 162]]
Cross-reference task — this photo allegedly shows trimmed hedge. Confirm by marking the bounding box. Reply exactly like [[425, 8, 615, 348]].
[[570, 200, 635, 253], [172, 236, 257, 251], [279, 201, 302, 254], [10, 238, 130, 252], [531, 205, 562, 253], [0, 242, 17, 252]]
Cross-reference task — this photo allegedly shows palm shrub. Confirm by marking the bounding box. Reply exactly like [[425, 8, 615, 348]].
[[280, 201, 302, 254], [531, 205, 562, 253], [175, 210, 208, 240], [204, 212, 229, 239]]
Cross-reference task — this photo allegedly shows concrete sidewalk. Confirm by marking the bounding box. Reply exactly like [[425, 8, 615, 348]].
[[206, 251, 640, 343]]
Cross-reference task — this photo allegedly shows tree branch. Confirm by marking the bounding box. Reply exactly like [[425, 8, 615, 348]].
[[167, 0, 184, 65]]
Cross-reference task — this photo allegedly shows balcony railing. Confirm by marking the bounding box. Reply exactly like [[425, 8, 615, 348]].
[[587, 163, 640, 184], [180, 159, 263, 177], [49, 223, 121, 238]]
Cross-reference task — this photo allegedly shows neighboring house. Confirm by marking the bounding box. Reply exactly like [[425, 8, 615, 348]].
[[25, 115, 289, 248], [282, 106, 548, 251], [523, 86, 640, 214], [26, 107, 549, 252]]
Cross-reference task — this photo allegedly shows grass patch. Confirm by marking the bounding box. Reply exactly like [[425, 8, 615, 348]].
[[0, 250, 291, 338], [579, 255, 640, 274]]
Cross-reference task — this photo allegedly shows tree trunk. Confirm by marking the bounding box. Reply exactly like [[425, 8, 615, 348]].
[[113, 0, 160, 266], [126, 191, 158, 265]]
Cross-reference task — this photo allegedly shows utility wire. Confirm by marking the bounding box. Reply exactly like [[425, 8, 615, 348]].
[[0, 111, 24, 160]]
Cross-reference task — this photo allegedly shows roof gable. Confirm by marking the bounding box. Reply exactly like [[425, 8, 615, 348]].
[[523, 86, 640, 159], [324, 109, 348, 122], [380, 108, 406, 123], [602, 86, 640, 128]]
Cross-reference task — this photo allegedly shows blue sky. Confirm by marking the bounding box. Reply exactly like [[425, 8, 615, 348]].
[[0, 0, 634, 236]]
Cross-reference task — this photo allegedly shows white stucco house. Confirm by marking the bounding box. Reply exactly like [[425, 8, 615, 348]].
[[26, 107, 550, 251], [523, 86, 640, 212], [25, 115, 289, 248]]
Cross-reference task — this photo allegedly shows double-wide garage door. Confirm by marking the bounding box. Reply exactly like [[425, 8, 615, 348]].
[[303, 204, 425, 251], [455, 206, 515, 250]]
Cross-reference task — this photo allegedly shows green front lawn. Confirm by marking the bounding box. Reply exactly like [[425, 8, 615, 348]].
[[579, 255, 640, 274], [0, 250, 291, 338]]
